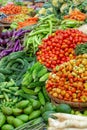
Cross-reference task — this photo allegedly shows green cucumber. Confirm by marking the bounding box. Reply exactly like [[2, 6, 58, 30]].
[[0, 112, 6, 127], [1, 107, 13, 116], [1, 124, 14, 130], [17, 114, 29, 122], [13, 118, 24, 127], [16, 100, 29, 109], [24, 106, 33, 115], [12, 108, 23, 116], [7, 116, 15, 125], [28, 110, 41, 120], [29, 98, 41, 109]]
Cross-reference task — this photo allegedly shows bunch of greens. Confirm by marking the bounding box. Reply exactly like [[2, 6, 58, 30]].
[[75, 43, 87, 55]]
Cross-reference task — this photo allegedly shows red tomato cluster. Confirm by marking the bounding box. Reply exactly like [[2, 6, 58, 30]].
[[36, 29, 87, 69], [46, 54, 87, 103]]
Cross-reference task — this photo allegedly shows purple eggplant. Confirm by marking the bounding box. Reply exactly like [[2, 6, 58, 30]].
[[13, 40, 20, 52], [14, 29, 31, 39], [0, 38, 4, 44], [0, 48, 13, 58], [0, 28, 29, 59]]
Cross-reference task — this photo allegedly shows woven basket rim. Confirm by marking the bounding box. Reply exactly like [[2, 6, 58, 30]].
[[0, 19, 11, 24], [48, 93, 87, 108]]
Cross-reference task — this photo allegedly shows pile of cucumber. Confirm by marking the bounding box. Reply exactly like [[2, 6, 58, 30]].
[[0, 60, 53, 130]]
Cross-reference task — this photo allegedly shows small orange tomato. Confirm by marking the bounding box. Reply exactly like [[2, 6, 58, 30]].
[[58, 94, 63, 100], [52, 92, 58, 98], [71, 87, 76, 93], [64, 84, 69, 89], [61, 90, 66, 96], [65, 93, 70, 98], [56, 88, 61, 94], [67, 90, 72, 96], [72, 93, 77, 99], [47, 87, 52, 92]]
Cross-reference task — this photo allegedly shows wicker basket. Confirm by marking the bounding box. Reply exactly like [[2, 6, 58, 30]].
[[48, 93, 87, 111], [0, 19, 11, 24]]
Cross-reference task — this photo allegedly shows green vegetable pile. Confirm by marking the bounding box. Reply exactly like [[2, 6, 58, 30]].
[[75, 43, 87, 55], [0, 55, 73, 129], [59, 19, 84, 29], [1, 1, 87, 129], [50, 0, 87, 18], [0, 51, 35, 85], [24, 14, 61, 56]]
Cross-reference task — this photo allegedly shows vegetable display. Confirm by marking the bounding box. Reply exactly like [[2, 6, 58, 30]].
[[64, 9, 87, 21], [1, 1, 87, 130], [0, 61, 57, 129], [0, 29, 30, 59], [46, 54, 87, 102], [59, 19, 83, 29], [0, 4, 33, 15], [24, 14, 61, 56], [75, 43, 87, 55], [36, 29, 87, 69], [0, 51, 35, 85], [50, 0, 87, 18], [2, 14, 29, 23], [17, 17, 38, 30]]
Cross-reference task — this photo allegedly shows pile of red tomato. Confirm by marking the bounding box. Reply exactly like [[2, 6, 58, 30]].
[[46, 54, 87, 103], [36, 29, 87, 69]]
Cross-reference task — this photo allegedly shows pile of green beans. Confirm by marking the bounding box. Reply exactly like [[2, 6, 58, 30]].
[[24, 14, 61, 56]]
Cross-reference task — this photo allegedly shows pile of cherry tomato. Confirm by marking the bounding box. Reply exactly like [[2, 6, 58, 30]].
[[36, 29, 87, 69], [46, 54, 87, 103]]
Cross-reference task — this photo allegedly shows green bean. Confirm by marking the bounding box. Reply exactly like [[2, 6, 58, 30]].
[[47, 20, 53, 34], [29, 29, 49, 36]]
